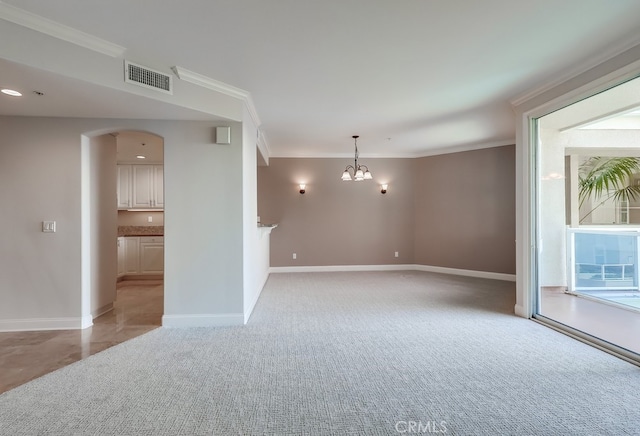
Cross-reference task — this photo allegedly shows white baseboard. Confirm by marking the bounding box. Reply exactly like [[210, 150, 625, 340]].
[[243, 271, 270, 324], [81, 314, 93, 329], [270, 264, 415, 273], [92, 303, 113, 319], [0, 316, 93, 332], [413, 264, 516, 282], [162, 313, 244, 328], [270, 264, 516, 281], [514, 304, 529, 318]]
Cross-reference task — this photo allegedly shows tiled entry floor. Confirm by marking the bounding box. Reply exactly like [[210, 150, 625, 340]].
[[0, 280, 162, 394], [540, 287, 640, 355]]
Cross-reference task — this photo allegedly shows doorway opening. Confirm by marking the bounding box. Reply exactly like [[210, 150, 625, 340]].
[[82, 129, 164, 333]]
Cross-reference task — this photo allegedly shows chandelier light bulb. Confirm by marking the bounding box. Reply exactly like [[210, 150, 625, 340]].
[[340, 135, 373, 182]]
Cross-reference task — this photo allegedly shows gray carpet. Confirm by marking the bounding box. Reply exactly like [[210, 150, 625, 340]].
[[1, 271, 639, 435]]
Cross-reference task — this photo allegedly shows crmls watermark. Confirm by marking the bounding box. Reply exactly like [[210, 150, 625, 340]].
[[395, 420, 448, 434]]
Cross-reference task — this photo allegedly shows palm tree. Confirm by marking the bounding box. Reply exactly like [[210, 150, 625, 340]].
[[579, 156, 640, 223]]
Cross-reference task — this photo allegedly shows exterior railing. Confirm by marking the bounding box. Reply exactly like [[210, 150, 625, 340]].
[[567, 227, 640, 292]]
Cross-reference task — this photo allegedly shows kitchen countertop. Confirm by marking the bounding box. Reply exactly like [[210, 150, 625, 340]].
[[118, 226, 164, 237], [258, 223, 278, 228]]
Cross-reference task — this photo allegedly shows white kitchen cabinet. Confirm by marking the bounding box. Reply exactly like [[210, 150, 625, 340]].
[[132, 165, 154, 208], [124, 237, 140, 274], [119, 236, 164, 278], [117, 165, 132, 209], [117, 164, 163, 210], [153, 166, 164, 208], [117, 237, 125, 277], [140, 236, 164, 274]]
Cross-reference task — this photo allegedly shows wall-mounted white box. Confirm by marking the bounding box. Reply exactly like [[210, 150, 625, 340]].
[[216, 126, 231, 144]]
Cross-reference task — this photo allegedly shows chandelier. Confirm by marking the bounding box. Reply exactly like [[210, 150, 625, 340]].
[[341, 135, 372, 181]]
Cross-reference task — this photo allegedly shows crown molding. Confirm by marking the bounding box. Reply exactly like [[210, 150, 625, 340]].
[[256, 129, 271, 164], [0, 1, 126, 57], [268, 151, 419, 159], [172, 65, 268, 152], [269, 140, 515, 159], [414, 139, 515, 158], [172, 66, 246, 100], [510, 34, 640, 108]]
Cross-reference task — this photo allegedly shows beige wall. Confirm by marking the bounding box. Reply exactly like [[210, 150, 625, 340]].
[[414, 146, 516, 275], [258, 158, 415, 266], [259, 146, 515, 274], [88, 134, 117, 318], [118, 211, 164, 226]]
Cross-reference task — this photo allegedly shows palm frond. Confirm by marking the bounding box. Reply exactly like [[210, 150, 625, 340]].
[[578, 157, 640, 207], [611, 184, 640, 203]]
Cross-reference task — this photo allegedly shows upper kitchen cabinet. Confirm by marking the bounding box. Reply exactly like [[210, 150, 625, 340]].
[[117, 164, 164, 210], [117, 164, 132, 209], [153, 165, 164, 209]]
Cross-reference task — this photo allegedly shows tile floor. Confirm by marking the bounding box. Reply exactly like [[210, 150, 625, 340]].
[[0, 280, 162, 394], [540, 287, 640, 355]]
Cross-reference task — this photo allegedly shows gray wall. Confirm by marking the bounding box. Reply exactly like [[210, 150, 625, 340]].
[[258, 158, 415, 266], [258, 146, 515, 274], [0, 116, 249, 330], [0, 117, 83, 323], [413, 145, 516, 275]]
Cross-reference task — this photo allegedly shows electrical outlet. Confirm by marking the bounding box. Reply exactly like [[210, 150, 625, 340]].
[[147, 216, 153, 223], [394, 251, 399, 258], [42, 221, 56, 233], [293, 253, 297, 260]]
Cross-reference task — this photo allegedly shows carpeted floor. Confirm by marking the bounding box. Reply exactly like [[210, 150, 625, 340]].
[[1, 271, 639, 435]]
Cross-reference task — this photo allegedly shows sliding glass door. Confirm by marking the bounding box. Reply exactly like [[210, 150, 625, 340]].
[[534, 75, 640, 360]]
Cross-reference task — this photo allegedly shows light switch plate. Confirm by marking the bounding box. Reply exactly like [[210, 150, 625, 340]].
[[42, 221, 56, 233]]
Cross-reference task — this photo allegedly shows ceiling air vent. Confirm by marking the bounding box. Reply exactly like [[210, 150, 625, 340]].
[[124, 60, 172, 94]]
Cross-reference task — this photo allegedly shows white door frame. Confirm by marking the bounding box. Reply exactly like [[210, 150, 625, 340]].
[[515, 57, 640, 319]]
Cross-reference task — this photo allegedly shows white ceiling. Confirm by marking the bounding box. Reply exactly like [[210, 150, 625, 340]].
[[2, 0, 640, 158], [116, 131, 164, 164]]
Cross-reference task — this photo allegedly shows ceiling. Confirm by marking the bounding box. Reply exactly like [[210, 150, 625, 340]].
[[116, 131, 164, 164], [2, 0, 640, 158]]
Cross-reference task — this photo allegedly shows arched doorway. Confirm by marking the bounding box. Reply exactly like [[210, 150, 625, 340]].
[[81, 129, 164, 332]]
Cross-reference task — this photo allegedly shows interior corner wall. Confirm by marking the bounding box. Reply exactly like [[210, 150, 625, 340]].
[[258, 158, 415, 266], [87, 134, 118, 318], [241, 108, 263, 322], [414, 145, 516, 275]]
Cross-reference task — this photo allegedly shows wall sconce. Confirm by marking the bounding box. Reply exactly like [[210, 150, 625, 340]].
[[299, 184, 306, 194], [381, 184, 388, 194]]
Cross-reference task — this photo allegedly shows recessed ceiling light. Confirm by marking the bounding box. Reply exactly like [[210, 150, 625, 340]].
[[1, 89, 22, 97], [136, 155, 146, 159]]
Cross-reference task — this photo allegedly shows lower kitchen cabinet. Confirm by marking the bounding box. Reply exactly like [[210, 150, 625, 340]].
[[118, 236, 164, 278], [117, 237, 125, 277], [124, 237, 141, 275], [139, 237, 164, 274]]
